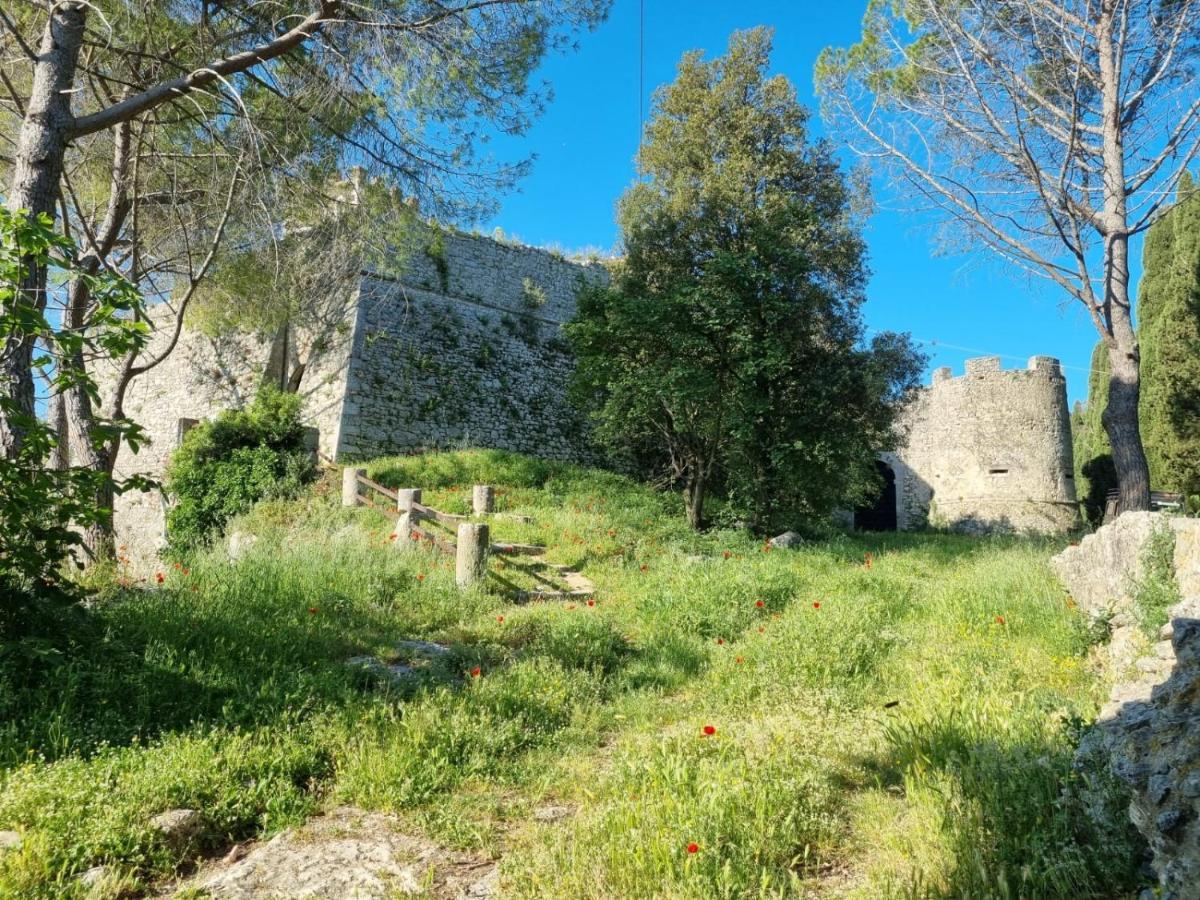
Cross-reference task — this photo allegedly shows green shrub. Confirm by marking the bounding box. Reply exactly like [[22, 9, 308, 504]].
[[164, 387, 315, 550]]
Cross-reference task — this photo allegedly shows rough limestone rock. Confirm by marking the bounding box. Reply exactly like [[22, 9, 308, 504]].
[[166, 807, 496, 899], [150, 808, 204, 849], [347, 640, 451, 686], [768, 531, 804, 550], [1090, 597, 1200, 899], [1050, 511, 1163, 621], [1175, 519, 1200, 599], [0, 830, 20, 851], [1056, 513, 1200, 899]]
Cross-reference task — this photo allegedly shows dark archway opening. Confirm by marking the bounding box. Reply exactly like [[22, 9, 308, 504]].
[[855, 461, 898, 532]]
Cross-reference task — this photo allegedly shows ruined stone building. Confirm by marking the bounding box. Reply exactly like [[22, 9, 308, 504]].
[[104, 229, 1077, 564], [861, 355, 1079, 534]]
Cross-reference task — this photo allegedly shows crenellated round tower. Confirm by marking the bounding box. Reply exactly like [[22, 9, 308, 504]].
[[877, 355, 1078, 534]]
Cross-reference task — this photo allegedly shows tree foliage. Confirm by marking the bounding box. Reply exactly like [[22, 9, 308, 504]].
[[0, 209, 148, 620], [568, 29, 924, 531]]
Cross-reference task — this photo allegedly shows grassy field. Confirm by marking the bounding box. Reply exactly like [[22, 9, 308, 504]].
[[0, 451, 1143, 898]]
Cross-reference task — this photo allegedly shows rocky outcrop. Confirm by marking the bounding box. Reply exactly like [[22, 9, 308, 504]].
[[1054, 514, 1200, 899], [164, 807, 496, 899]]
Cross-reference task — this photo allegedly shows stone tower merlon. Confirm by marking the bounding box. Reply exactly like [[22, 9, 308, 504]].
[[888, 354, 1078, 534]]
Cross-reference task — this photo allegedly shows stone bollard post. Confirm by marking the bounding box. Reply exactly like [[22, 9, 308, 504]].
[[342, 467, 366, 507], [394, 489, 422, 549], [472, 484, 495, 516], [456, 522, 490, 588]]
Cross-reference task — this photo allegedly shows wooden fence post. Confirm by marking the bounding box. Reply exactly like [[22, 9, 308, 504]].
[[456, 522, 490, 588], [394, 488, 422, 549], [342, 467, 366, 507], [472, 484, 494, 516]]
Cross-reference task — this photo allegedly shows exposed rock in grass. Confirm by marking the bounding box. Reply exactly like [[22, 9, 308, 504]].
[[150, 809, 204, 850], [347, 640, 451, 685], [226, 531, 258, 562], [0, 831, 19, 851], [769, 531, 803, 549], [165, 807, 496, 899]]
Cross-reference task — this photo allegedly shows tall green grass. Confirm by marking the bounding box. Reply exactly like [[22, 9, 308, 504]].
[[0, 451, 1143, 898]]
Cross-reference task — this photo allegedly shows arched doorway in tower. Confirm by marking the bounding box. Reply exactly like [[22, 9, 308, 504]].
[[855, 460, 898, 531]]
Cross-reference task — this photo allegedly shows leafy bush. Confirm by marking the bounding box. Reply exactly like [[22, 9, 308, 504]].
[[164, 387, 315, 550]]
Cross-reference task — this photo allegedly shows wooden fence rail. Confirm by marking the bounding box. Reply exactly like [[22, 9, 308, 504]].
[[341, 468, 543, 588]]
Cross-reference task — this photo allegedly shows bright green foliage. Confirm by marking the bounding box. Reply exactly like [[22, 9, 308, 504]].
[[1072, 343, 1115, 525], [0, 451, 1140, 896], [0, 209, 148, 617], [1138, 173, 1200, 506], [164, 387, 316, 550], [569, 29, 924, 530]]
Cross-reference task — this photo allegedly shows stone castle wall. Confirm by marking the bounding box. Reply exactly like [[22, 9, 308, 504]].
[[96, 303, 356, 567], [337, 230, 606, 461], [890, 355, 1078, 534], [97, 229, 604, 564]]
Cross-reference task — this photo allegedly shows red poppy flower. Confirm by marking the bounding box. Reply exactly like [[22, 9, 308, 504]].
[[686, 842, 699, 854], [417, 573, 425, 582], [864, 552, 874, 569], [735, 656, 744, 664], [155, 572, 164, 584], [723, 551, 731, 559], [640, 564, 649, 572], [813, 602, 821, 610], [995, 615, 1005, 625], [755, 600, 765, 608], [702, 725, 716, 736], [497, 615, 505, 623], [716, 638, 724, 645], [470, 666, 481, 677], [308, 607, 319, 615], [587, 599, 596, 607]]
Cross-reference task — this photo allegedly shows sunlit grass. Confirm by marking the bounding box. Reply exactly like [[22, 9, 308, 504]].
[[0, 450, 1143, 898]]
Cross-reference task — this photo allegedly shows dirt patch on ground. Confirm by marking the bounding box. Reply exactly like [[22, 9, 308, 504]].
[[161, 807, 497, 899]]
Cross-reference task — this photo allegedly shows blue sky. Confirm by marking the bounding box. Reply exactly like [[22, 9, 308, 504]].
[[481, 0, 1127, 405]]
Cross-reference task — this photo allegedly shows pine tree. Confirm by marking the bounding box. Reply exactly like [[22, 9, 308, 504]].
[[1075, 173, 1200, 520]]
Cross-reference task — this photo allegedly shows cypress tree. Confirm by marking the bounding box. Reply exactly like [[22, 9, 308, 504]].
[[1073, 342, 1115, 524], [1138, 172, 1200, 503]]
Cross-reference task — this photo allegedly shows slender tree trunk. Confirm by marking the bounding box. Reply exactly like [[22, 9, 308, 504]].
[[1097, 5, 1152, 513], [2, 4, 87, 458], [684, 470, 707, 531]]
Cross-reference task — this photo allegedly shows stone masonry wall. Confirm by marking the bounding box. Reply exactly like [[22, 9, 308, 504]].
[[96, 302, 356, 568], [336, 230, 607, 461], [891, 356, 1078, 534]]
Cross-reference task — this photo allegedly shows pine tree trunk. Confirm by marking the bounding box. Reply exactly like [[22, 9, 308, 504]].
[[1097, 12, 1151, 514], [2, 5, 87, 458]]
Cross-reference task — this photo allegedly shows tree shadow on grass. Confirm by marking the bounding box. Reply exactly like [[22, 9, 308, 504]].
[[840, 707, 1146, 898]]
